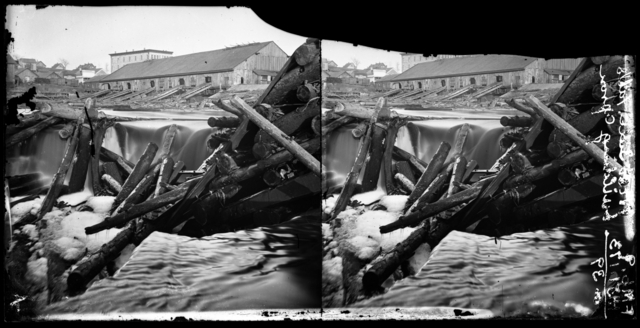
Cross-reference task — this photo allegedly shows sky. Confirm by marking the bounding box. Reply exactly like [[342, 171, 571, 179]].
[[322, 40, 403, 72], [6, 6, 309, 73]]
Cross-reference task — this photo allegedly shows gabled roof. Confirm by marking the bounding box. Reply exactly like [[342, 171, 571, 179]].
[[19, 58, 37, 63], [51, 63, 66, 69], [100, 42, 274, 83], [16, 68, 37, 76], [110, 49, 173, 56], [7, 55, 16, 64], [85, 75, 107, 83], [342, 63, 356, 68], [544, 68, 573, 76], [327, 70, 354, 78], [391, 55, 537, 82]]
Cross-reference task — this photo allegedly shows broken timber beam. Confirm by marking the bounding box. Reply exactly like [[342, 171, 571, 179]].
[[231, 95, 321, 176], [402, 141, 451, 214], [110, 143, 159, 213], [6, 116, 63, 149]]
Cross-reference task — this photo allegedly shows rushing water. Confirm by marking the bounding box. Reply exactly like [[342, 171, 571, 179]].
[[323, 109, 511, 192], [43, 213, 321, 314], [354, 214, 629, 317]]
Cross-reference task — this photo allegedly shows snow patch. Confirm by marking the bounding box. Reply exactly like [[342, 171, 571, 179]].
[[322, 256, 343, 287], [323, 195, 337, 215], [58, 212, 122, 253], [57, 190, 93, 206], [85, 196, 115, 214], [112, 243, 136, 275], [21, 224, 39, 241], [351, 189, 386, 205], [379, 195, 409, 212], [10, 197, 44, 223], [356, 247, 379, 261], [62, 248, 85, 262], [406, 242, 432, 275]]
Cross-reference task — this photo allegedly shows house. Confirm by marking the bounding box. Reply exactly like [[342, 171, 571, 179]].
[[110, 49, 174, 72], [95, 41, 289, 92], [7, 55, 17, 87], [366, 62, 387, 70], [15, 68, 39, 84], [367, 68, 387, 83], [386, 68, 398, 76], [391, 55, 579, 91], [51, 63, 66, 70], [354, 69, 368, 79], [342, 62, 356, 69]]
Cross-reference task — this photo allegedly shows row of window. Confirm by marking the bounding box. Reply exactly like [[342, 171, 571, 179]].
[[116, 54, 169, 63]]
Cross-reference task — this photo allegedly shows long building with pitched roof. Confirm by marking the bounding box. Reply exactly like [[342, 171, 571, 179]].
[[92, 41, 289, 92]]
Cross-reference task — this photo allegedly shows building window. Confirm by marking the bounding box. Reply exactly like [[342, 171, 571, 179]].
[[496, 75, 503, 82], [481, 76, 487, 86], [470, 77, 476, 85], [417, 82, 422, 89], [205, 76, 212, 83], [179, 78, 185, 86], [532, 76, 536, 83], [441, 80, 446, 87], [150, 80, 155, 88]]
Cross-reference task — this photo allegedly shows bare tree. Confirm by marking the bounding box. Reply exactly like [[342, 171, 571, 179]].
[[350, 57, 360, 69], [58, 58, 69, 68]]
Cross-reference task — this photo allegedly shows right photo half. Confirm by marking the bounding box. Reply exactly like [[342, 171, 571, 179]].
[[321, 42, 635, 319]]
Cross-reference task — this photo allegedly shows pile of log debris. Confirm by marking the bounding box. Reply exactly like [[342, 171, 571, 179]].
[[322, 55, 633, 301], [5, 38, 322, 303]]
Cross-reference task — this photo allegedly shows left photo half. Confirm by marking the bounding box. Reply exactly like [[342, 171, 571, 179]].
[[4, 6, 322, 320]]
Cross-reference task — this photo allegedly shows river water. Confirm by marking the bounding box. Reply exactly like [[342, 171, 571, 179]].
[[43, 213, 321, 314]]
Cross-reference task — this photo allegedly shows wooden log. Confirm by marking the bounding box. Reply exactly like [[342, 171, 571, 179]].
[[504, 135, 619, 189], [159, 124, 178, 159], [261, 53, 320, 106], [500, 116, 534, 127], [89, 119, 111, 195], [361, 123, 388, 192], [394, 161, 417, 184], [36, 117, 83, 221], [486, 182, 536, 224], [85, 187, 189, 235], [403, 142, 451, 213], [546, 104, 612, 158], [214, 151, 239, 175], [296, 83, 318, 103], [380, 185, 484, 234], [525, 95, 622, 172], [207, 116, 241, 128], [153, 156, 174, 198], [220, 172, 319, 222], [556, 56, 624, 105], [592, 82, 617, 102], [394, 173, 415, 193], [446, 156, 467, 197], [231, 96, 321, 176], [6, 116, 63, 149], [322, 115, 356, 135], [334, 101, 392, 120], [253, 100, 320, 146], [330, 98, 387, 220], [445, 123, 470, 167], [58, 122, 75, 139], [100, 162, 123, 185], [383, 118, 402, 194], [110, 143, 158, 213], [6, 112, 44, 136], [293, 40, 320, 67], [392, 147, 427, 173], [102, 174, 122, 194], [67, 124, 93, 193], [351, 122, 368, 138], [68, 221, 134, 291], [453, 181, 471, 190], [113, 163, 161, 216], [363, 221, 431, 290], [210, 138, 320, 190], [216, 99, 243, 117], [311, 115, 321, 136], [252, 142, 277, 159], [504, 98, 537, 117], [406, 164, 452, 214], [168, 160, 185, 184], [100, 147, 135, 169]]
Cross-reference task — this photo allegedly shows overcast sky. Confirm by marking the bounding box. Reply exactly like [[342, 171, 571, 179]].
[[322, 40, 403, 72], [6, 6, 309, 73]]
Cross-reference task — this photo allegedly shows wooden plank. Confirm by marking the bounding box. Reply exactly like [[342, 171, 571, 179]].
[[550, 57, 591, 104]]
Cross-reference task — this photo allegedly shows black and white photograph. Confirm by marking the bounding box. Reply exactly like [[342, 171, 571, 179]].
[[320, 41, 636, 319], [3, 4, 637, 322], [5, 5, 322, 320]]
